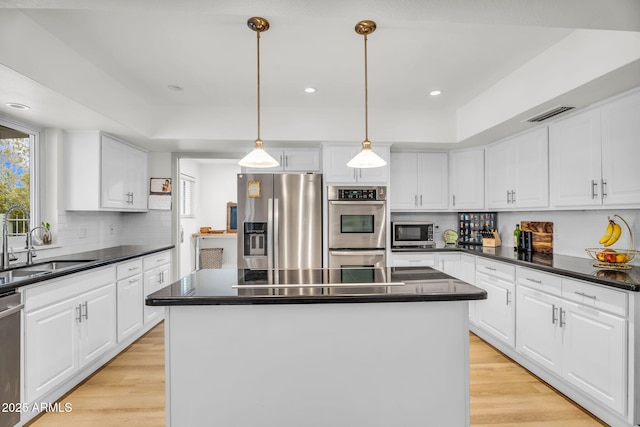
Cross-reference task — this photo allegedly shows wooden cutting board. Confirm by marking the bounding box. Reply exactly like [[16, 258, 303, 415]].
[[520, 221, 553, 254]]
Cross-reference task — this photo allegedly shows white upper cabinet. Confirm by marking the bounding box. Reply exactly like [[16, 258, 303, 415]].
[[64, 131, 148, 212], [449, 148, 484, 210], [243, 148, 321, 174], [486, 127, 549, 209], [390, 152, 448, 210], [549, 89, 640, 208], [101, 135, 148, 210], [323, 144, 390, 184]]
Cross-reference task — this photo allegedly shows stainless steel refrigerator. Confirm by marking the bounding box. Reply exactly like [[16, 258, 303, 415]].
[[237, 173, 323, 269]]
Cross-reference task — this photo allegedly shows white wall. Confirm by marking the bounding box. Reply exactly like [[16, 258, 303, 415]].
[[178, 158, 200, 277], [198, 162, 241, 230]]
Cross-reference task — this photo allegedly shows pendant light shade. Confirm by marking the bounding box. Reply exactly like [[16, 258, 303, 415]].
[[348, 20, 386, 169], [238, 17, 279, 169]]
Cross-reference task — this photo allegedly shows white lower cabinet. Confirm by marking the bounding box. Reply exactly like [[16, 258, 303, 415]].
[[516, 268, 628, 416], [474, 258, 516, 347], [24, 267, 117, 403], [436, 253, 460, 278], [143, 251, 171, 324], [116, 259, 144, 342], [389, 252, 436, 267]]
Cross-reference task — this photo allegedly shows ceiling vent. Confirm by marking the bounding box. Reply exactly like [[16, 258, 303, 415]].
[[525, 105, 575, 123]]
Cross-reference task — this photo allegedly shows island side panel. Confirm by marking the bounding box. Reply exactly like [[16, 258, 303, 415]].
[[165, 301, 470, 427]]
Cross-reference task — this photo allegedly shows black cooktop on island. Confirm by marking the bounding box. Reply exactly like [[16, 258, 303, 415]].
[[146, 267, 487, 306]]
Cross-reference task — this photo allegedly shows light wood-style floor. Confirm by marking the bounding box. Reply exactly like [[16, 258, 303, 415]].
[[28, 323, 607, 426]]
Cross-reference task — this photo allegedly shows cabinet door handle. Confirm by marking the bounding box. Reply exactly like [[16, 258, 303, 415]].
[[285, 155, 289, 168], [415, 195, 418, 207], [511, 190, 516, 203], [506, 289, 512, 305], [279, 155, 283, 166], [559, 308, 566, 327], [506, 190, 511, 204], [574, 291, 597, 300], [526, 277, 542, 284], [420, 195, 423, 206], [601, 179, 607, 199], [452, 195, 456, 206], [551, 304, 558, 324], [82, 301, 88, 320], [591, 180, 598, 199], [76, 304, 82, 323]]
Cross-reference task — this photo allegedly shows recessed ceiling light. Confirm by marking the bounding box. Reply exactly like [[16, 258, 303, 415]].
[[6, 103, 30, 110], [304, 87, 316, 93], [430, 90, 442, 96], [168, 84, 184, 91]]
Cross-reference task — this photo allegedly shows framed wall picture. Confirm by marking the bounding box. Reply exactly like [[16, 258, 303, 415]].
[[227, 202, 238, 233], [150, 178, 172, 194], [247, 180, 261, 198]]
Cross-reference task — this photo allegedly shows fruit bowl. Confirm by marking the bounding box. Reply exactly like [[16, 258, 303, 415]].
[[585, 248, 639, 270]]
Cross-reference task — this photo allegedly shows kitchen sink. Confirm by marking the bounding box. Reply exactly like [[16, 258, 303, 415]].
[[0, 260, 96, 283], [17, 260, 95, 272]]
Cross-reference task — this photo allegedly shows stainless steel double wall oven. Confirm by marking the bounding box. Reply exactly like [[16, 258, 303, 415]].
[[327, 185, 387, 268]]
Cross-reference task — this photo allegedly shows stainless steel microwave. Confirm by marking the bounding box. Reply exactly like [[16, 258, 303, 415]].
[[392, 222, 434, 248]]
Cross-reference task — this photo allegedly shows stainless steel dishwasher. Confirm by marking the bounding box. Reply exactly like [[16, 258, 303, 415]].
[[0, 291, 22, 427]]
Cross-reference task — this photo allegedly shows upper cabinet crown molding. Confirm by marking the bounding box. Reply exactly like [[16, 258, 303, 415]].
[[64, 131, 149, 212]]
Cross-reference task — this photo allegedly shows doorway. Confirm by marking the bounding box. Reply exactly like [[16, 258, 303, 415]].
[[174, 156, 241, 279]]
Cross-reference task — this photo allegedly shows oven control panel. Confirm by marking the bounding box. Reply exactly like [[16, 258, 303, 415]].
[[328, 186, 387, 201]]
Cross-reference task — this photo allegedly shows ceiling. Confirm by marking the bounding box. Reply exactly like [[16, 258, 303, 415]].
[[0, 0, 639, 154]]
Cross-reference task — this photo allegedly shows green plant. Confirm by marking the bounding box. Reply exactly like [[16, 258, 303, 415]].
[[41, 221, 50, 230]]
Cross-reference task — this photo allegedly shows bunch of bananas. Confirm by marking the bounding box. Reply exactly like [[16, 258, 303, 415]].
[[599, 218, 622, 247]]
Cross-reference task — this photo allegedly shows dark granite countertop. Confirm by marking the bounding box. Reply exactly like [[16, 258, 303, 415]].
[[0, 244, 174, 294], [394, 244, 640, 292], [145, 267, 488, 306]]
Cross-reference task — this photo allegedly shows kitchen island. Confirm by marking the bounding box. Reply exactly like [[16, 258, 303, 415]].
[[147, 267, 486, 427]]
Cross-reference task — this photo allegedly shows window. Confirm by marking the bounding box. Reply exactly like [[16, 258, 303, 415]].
[[180, 174, 195, 217], [1, 119, 40, 245]]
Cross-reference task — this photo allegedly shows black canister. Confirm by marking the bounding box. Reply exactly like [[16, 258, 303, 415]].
[[523, 231, 533, 252]]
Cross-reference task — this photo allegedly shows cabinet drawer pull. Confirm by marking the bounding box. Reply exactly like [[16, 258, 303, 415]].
[[484, 266, 496, 271], [129, 278, 139, 284], [526, 278, 542, 284], [551, 304, 558, 324], [574, 291, 597, 300], [128, 266, 139, 271]]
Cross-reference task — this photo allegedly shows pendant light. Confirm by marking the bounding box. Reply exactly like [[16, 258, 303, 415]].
[[347, 20, 387, 169], [238, 17, 280, 168]]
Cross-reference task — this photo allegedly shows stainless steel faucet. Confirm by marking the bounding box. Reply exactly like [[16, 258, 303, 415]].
[[1, 203, 29, 269], [26, 226, 50, 265]]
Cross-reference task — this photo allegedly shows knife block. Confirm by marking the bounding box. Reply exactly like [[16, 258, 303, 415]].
[[482, 230, 502, 248]]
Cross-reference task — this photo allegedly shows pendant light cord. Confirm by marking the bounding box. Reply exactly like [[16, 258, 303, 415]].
[[363, 33, 369, 143], [256, 30, 262, 143]]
